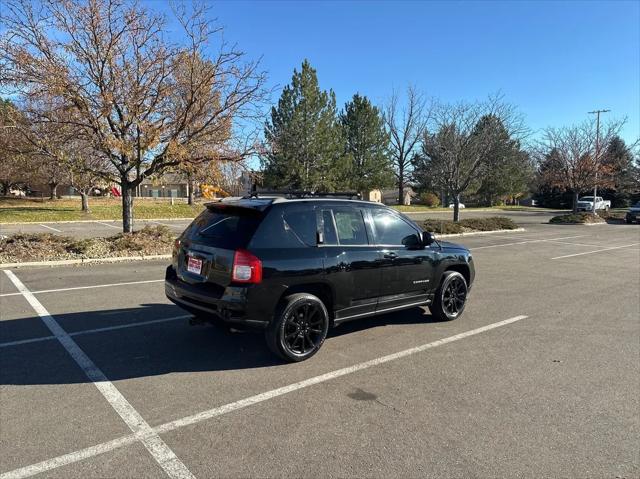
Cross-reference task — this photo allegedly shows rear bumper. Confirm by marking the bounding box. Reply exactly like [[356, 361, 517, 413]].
[[164, 266, 269, 329]]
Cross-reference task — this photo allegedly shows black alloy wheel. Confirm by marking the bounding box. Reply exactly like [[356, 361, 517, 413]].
[[442, 275, 467, 317], [431, 271, 468, 321], [266, 293, 329, 362]]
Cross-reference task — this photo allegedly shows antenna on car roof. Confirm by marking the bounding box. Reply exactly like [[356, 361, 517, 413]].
[[244, 190, 362, 200]]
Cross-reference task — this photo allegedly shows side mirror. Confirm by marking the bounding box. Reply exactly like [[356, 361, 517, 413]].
[[422, 231, 435, 246]]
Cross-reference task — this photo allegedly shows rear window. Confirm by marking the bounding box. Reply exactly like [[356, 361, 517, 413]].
[[185, 207, 262, 249]]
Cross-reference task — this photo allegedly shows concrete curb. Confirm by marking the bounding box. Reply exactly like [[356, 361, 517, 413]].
[[0, 218, 195, 225], [548, 222, 606, 226], [0, 254, 172, 269], [434, 228, 526, 238]]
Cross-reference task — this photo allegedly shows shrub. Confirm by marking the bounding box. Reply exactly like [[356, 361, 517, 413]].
[[419, 192, 440, 207], [549, 213, 605, 224], [422, 216, 518, 234]]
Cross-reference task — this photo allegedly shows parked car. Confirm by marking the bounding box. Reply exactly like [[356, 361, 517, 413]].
[[448, 203, 466, 209], [625, 202, 640, 224], [165, 192, 475, 362], [576, 196, 611, 212]]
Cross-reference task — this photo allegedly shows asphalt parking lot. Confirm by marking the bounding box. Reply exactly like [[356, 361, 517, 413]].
[[1, 219, 639, 478]]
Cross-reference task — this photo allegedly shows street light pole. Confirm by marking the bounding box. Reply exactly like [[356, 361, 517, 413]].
[[588, 109, 610, 214]]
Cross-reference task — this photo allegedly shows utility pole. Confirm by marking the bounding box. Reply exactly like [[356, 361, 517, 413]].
[[588, 109, 610, 214]]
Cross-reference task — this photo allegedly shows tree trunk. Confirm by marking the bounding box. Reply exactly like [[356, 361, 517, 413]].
[[572, 191, 579, 213], [0, 181, 10, 196], [49, 182, 59, 200], [121, 182, 134, 233], [453, 194, 461, 222], [187, 179, 195, 205], [80, 192, 90, 212]]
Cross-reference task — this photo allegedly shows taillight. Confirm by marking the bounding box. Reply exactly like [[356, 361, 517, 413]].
[[232, 249, 262, 284], [172, 239, 181, 259]]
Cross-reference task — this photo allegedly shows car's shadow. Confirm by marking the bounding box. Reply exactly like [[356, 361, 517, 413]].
[[1, 303, 439, 386]]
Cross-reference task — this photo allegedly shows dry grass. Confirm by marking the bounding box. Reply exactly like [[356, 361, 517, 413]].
[[0, 196, 205, 223], [0, 225, 175, 263], [549, 213, 606, 224], [422, 216, 519, 234]]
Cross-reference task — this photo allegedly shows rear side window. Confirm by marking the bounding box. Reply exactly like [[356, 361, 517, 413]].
[[250, 207, 318, 248], [185, 207, 262, 249], [333, 209, 369, 245]]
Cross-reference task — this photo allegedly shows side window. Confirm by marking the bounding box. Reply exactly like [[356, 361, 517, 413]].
[[371, 209, 419, 246], [283, 209, 317, 246], [250, 207, 317, 248], [333, 209, 369, 245]]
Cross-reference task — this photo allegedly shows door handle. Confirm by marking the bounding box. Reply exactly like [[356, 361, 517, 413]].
[[383, 252, 397, 260]]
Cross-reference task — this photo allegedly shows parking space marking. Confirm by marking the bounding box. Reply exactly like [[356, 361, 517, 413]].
[[551, 243, 640, 260], [3, 270, 195, 479], [470, 235, 586, 250], [0, 314, 190, 349], [38, 224, 62, 233], [93, 221, 121, 229], [0, 279, 164, 298], [0, 314, 528, 479]]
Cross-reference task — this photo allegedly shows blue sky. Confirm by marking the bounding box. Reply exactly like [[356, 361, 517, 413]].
[[164, 1, 637, 144]]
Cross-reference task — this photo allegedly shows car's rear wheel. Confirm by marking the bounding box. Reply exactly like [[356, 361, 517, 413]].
[[266, 293, 329, 362], [431, 271, 468, 321]]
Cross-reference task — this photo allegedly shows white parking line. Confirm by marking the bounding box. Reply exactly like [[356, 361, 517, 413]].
[[470, 235, 586, 250], [551, 243, 640, 260], [149, 221, 184, 229], [93, 221, 121, 229], [38, 224, 62, 233], [0, 279, 164, 298], [0, 314, 528, 479], [3, 270, 195, 479], [0, 314, 190, 349]]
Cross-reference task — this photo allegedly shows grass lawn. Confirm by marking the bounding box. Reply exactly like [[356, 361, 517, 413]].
[[0, 197, 206, 223]]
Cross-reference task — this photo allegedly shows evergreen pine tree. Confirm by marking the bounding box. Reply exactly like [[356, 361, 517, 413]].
[[340, 94, 393, 195], [263, 60, 347, 191]]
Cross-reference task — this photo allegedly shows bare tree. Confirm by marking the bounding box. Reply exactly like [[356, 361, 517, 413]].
[[384, 86, 431, 204], [415, 96, 526, 221], [0, 99, 34, 195], [1, 0, 267, 231], [536, 120, 624, 212]]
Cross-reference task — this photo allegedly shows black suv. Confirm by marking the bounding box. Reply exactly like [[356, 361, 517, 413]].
[[166, 193, 474, 362]]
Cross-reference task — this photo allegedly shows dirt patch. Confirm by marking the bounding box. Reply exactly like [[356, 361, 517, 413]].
[[0, 225, 175, 263]]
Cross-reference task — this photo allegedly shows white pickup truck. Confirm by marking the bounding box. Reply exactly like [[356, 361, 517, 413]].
[[576, 196, 611, 212]]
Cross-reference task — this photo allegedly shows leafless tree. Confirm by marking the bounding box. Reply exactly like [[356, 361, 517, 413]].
[[416, 96, 527, 221], [384, 86, 432, 204], [1, 0, 267, 231], [536, 119, 624, 212]]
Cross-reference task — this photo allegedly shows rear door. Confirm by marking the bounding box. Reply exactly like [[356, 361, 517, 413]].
[[319, 206, 382, 321], [370, 208, 437, 311], [176, 205, 263, 293]]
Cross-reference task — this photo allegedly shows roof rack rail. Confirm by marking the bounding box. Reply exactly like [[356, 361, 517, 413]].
[[243, 190, 362, 200]]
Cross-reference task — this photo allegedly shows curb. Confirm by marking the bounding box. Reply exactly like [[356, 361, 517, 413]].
[[434, 228, 526, 238], [0, 254, 172, 269], [0, 218, 195, 225], [548, 222, 606, 226]]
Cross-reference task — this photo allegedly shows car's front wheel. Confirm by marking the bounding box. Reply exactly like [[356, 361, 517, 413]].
[[431, 271, 468, 321], [265, 293, 329, 362]]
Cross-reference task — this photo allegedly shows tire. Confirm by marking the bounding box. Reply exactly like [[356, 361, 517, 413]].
[[625, 217, 632, 224], [265, 293, 330, 362], [430, 271, 468, 322]]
